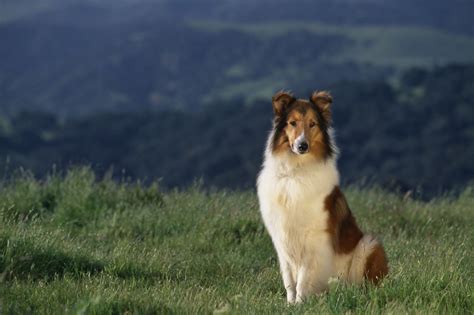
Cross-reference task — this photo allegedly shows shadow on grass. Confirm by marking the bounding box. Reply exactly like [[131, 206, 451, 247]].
[[0, 236, 188, 284], [0, 236, 104, 281], [75, 298, 178, 315], [111, 263, 188, 284]]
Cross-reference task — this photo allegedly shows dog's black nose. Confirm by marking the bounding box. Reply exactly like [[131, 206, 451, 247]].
[[297, 142, 309, 153]]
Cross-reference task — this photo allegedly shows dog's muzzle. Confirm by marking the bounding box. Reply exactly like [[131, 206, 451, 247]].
[[293, 133, 309, 154], [297, 142, 309, 154]]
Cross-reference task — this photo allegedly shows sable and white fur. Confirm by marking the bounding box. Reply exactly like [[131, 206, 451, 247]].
[[257, 91, 388, 303]]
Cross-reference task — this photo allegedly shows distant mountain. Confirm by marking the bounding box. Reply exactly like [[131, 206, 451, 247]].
[[2, 0, 473, 35], [1, 64, 473, 196], [0, 0, 473, 116]]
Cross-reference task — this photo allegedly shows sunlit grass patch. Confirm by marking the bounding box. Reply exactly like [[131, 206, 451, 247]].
[[1, 168, 472, 313]]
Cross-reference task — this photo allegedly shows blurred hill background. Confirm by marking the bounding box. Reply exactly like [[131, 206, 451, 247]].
[[0, 0, 473, 197]]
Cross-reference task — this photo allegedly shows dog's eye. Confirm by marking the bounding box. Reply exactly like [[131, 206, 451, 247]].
[[289, 121, 297, 127], [309, 121, 316, 128]]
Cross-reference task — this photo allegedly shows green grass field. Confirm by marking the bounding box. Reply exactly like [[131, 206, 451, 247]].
[[1, 167, 473, 314]]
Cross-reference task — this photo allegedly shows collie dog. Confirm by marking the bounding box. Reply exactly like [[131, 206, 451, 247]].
[[257, 91, 388, 303]]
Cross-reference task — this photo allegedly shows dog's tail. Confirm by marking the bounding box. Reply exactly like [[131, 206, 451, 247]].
[[346, 234, 389, 284]]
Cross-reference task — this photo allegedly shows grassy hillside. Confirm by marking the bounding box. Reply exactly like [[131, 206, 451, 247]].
[[2, 4, 474, 115], [1, 64, 473, 195], [191, 21, 474, 68], [0, 1, 55, 24], [191, 21, 474, 104], [2, 0, 473, 35], [1, 167, 472, 314]]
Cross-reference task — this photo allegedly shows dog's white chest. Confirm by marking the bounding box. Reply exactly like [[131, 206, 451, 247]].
[[272, 175, 329, 238], [257, 156, 340, 263]]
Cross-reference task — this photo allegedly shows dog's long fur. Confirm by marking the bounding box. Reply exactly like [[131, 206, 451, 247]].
[[257, 91, 388, 303]]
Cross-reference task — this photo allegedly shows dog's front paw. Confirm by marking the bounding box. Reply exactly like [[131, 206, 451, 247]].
[[286, 290, 296, 304]]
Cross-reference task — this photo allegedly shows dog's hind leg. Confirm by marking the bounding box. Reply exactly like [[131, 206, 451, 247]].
[[347, 235, 388, 284], [364, 241, 388, 284]]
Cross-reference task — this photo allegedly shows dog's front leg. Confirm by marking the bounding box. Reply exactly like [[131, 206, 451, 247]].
[[295, 266, 329, 303], [295, 252, 332, 303], [275, 248, 296, 303], [280, 260, 296, 303]]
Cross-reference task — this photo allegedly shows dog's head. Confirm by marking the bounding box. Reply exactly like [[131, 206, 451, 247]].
[[271, 90, 334, 160]]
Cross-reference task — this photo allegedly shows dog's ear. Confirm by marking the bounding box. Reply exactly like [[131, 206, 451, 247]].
[[272, 91, 295, 117], [311, 91, 333, 122]]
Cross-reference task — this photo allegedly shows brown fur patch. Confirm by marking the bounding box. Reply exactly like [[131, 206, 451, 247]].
[[364, 244, 389, 285], [309, 125, 331, 160], [311, 91, 333, 122], [272, 132, 290, 154], [324, 186, 363, 254], [272, 91, 295, 117]]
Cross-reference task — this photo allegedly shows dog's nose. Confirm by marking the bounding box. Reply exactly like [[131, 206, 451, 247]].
[[297, 142, 309, 153]]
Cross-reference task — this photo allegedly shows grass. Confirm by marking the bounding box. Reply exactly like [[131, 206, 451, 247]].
[[0, 167, 473, 314]]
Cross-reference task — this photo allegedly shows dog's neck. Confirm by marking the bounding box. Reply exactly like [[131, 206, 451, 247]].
[[265, 149, 338, 181]]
